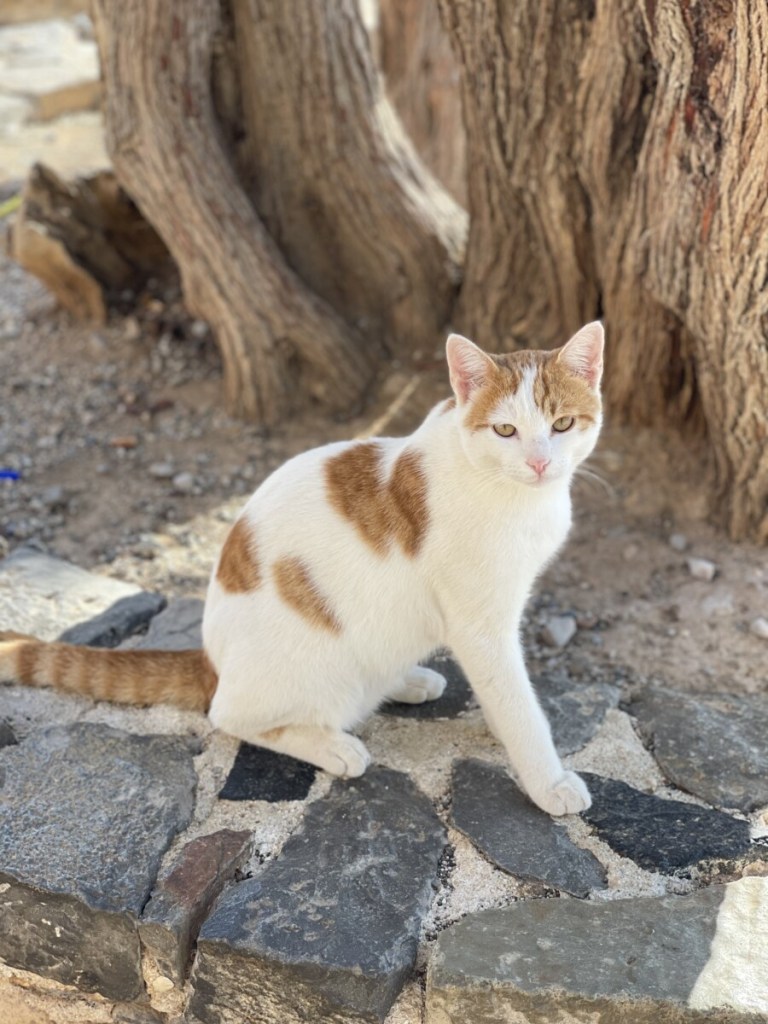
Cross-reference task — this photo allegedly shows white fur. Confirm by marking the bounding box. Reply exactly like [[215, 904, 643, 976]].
[[204, 327, 604, 816]]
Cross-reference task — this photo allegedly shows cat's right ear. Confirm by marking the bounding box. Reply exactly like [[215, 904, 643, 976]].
[[446, 334, 495, 404]]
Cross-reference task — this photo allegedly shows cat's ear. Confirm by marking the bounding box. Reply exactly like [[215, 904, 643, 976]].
[[446, 333, 496, 403], [556, 321, 604, 388]]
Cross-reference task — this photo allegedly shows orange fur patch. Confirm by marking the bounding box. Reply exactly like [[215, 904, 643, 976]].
[[462, 353, 529, 432], [272, 556, 342, 634], [16, 640, 39, 686], [325, 443, 429, 557], [463, 349, 600, 430], [216, 517, 261, 593], [534, 354, 601, 424], [439, 397, 456, 415], [261, 726, 287, 742]]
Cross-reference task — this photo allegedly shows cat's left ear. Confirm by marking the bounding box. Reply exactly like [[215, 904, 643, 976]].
[[556, 321, 604, 388]]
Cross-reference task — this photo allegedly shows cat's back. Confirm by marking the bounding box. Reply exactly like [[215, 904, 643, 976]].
[[241, 434, 413, 535], [209, 432, 430, 601]]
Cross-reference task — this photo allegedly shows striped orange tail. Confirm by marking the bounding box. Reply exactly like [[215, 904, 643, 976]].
[[0, 631, 217, 712]]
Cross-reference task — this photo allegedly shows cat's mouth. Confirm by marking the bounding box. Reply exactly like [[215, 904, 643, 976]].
[[525, 470, 558, 487]]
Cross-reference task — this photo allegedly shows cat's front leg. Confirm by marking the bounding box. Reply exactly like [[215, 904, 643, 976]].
[[449, 626, 590, 816]]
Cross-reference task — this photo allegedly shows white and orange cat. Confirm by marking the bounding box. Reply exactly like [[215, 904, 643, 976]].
[[1, 322, 604, 816]]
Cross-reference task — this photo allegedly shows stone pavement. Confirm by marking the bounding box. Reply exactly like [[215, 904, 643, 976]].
[[1, 548, 767, 1023]]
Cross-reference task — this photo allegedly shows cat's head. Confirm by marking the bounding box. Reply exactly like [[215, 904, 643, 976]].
[[446, 322, 604, 486]]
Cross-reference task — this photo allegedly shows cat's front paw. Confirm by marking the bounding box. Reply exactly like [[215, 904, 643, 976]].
[[325, 734, 371, 778], [388, 666, 447, 704], [531, 771, 591, 816]]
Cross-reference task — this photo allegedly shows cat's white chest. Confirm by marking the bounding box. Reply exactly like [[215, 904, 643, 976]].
[[424, 476, 572, 622], [493, 490, 571, 578]]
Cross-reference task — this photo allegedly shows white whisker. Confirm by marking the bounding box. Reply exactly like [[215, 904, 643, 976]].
[[574, 464, 616, 497]]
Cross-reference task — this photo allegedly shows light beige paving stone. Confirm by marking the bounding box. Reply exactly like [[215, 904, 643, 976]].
[[427, 876, 768, 1023], [0, 547, 141, 639]]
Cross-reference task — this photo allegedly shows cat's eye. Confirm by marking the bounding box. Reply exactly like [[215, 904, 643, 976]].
[[552, 416, 575, 433], [493, 423, 516, 437]]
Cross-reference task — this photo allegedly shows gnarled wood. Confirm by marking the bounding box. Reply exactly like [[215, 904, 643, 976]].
[[229, 0, 466, 360], [439, 0, 768, 541], [438, 0, 597, 350], [377, 0, 466, 205], [91, 0, 376, 424], [581, 0, 768, 540]]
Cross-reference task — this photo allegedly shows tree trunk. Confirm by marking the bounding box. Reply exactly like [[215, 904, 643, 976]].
[[596, 1, 768, 542], [439, 0, 768, 542], [91, 0, 464, 423], [228, 0, 465, 359], [91, 0, 372, 423], [438, 0, 598, 349], [376, 0, 467, 205]]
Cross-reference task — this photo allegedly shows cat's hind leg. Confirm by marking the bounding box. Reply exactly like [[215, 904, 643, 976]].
[[242, 723, 371, 778], [386, 664, 447, 705]]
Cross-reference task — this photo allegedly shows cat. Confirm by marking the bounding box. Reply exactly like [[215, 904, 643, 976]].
[[0, 321, 604, 816]]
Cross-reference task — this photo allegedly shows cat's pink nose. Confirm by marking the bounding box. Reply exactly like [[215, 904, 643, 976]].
[[526, 457, 550, 477]]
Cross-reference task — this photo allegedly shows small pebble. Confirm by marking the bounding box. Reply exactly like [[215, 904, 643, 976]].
[[541, 615, 577, 648], [623, 543, 639, 561], [123, 316, 141, 341], [151, 975, 174, 994], [132, 542, 157, 560], [669, 533, 688, 552], [109, 435, 138, 449], [148, 461, 175, 480], [0, 318, 21, 340], [576, 612, 599, 630], [687, 557, 717, 581], [700, 591, 735, 618], [172, 471, 195, 494], [88, 332, 107, 356], [190, 319, 210, 339], [749, 617, 768, 640], [41, 485, 66, 510]]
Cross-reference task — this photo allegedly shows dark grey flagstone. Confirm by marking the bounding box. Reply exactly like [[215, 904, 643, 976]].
[[624, 685, 768, 812], [580, 772, 755, 873], [218, 741, 317, 802], [428, 884, 740, 1023], [451, 758, 607, 897], [58, 590, 166, 647], [190, 766, 445, 1024], [0, 723, 196, 999]]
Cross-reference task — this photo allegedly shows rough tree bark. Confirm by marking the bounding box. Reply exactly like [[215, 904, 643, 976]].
[[87, 0, 766, 541], [439, 0, 768, 542], [90, 0, 464, 424], [438, 1, 598, 349], [376, 0, 467, 205], [594, 1, 768, 542], [90, 0, 370, 423], [227, 0, 465, 357]]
